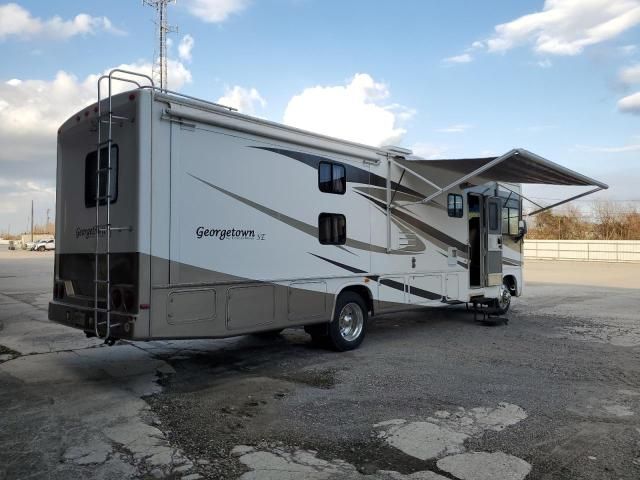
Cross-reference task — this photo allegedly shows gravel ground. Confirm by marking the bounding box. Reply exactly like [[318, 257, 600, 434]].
[[1, 250, 639, 480]]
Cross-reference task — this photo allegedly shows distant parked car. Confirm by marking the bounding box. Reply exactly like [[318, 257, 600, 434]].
[[35, 239, 55, 251], [24, 241, 36, 250]]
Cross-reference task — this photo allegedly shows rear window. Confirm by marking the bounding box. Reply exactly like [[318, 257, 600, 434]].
[[85, 145, 119, 208]]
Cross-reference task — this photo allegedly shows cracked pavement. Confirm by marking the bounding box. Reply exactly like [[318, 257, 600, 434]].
[[1, 247, 640, 479]]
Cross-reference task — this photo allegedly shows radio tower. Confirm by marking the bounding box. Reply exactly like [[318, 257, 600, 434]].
[[143, 0, 177, 91]]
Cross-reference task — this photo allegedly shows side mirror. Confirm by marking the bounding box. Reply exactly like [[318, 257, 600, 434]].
[[516, 220, 527, 240]]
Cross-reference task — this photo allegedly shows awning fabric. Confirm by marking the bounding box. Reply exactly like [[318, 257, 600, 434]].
[[396, 149, 608, 189]]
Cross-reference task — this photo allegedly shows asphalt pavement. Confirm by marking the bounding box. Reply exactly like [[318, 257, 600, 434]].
[[1, 247, 639, 480]]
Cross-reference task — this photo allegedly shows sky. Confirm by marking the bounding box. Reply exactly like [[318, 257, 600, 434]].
[[1, 0, 639, 233]]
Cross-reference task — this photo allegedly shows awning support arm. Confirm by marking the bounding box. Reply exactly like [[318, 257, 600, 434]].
[[496, 183, 545, 210], [390, 168, 406, 206], [388, 157, 443, 191], [419, 149, 519, 204], [526, 187, 604, 216]]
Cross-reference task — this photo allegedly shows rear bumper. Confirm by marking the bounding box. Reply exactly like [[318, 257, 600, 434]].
[[48, 300, 138, 339]]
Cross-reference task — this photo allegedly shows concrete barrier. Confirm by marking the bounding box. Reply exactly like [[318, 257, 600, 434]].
[[524, 240, 640, 263]]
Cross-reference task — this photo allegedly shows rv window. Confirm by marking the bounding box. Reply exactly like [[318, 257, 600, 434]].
[[489, 202, 500, 231], [502, 206, 520, 235], [318, 213, 346, 245], [318, 162, 346, 194], [447, 194, 463, 218], [85, 145, 119, 208]]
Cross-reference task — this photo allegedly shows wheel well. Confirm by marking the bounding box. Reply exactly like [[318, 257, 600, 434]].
[[338, 285, 374, 315], [503, 275, 517, 296]]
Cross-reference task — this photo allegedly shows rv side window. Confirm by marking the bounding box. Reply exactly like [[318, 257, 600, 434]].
[[85, 145, 119, 208], [318, 213, 346, 245], [447, 194, 463, 218], [489, 202, 500, 231], [502, 199, 520, 235], [318, 162, 346, 194]]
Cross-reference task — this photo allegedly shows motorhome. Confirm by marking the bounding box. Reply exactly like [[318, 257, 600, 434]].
[[49, 70, 608, 350]]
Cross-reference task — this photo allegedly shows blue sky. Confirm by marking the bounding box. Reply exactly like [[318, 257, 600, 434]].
[[1, 0, 639, 232]]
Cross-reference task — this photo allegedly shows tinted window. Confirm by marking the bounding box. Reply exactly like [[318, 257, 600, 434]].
[[318, 213, 346, 245], [502, 206, 520, 235], [489, 202, 500, 231], [85, 145, 118, 208], [318, 161, 346, 194], [447, 194, 463, 218]]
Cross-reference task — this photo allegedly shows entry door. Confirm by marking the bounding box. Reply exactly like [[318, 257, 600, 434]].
[[485, 197, 503, 286]]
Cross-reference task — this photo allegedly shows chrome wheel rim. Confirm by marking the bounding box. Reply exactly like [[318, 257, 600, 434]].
[[338, 302, 364, 342], [498, 284, 511, 310]]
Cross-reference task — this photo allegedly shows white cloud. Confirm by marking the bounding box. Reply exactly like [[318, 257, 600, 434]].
[[577, 142, 640, 152], [283, 73, 411, 147], [0, 59, 192, 231], [178, 34, 195, 62], [620, 44, 638, 55], [484, 0, 640, 56], [537, 59, 553, 68], [436, 124, 473, 133], [183, 0, 249, 23], [619, 63, 640, 85], [0, 59, 190, 137], [411, 142, 448, 159], [217, 86, 265, 114], [0, 3, 124, 40], [617, 91, 640, 113], [443, 53, 473, 64]]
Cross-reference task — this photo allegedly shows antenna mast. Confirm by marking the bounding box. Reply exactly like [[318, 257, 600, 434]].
[[143, 0, 177, 91]]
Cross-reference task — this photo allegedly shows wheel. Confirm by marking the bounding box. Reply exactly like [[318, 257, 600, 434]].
[[37, 246, 45, 252], [492, 284, 511, 315], [326, 292, 368, 351]]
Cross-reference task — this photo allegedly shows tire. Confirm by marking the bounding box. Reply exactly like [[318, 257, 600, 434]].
[[326, 291, 368, 351], [491, 283, 511, 315], [37, 246, 45, 252]]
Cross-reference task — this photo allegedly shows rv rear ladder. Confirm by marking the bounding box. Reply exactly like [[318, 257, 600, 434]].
[[93, 70, 153, 343]]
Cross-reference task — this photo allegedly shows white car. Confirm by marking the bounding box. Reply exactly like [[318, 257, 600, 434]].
[[34, 239, 55, 251]]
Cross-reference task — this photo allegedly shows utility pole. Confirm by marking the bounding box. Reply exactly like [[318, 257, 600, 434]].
[[31, 200, 34, 242], [143, 0, 178, 91], [46, 208, 50, 232]]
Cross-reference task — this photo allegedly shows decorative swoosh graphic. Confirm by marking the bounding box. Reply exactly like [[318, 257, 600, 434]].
[[188, 173, 416, 255], [354, 191, 469, 256], [309, 253, 441, 301], [252, 146, 426, 199], [252, 146, 468, 257]]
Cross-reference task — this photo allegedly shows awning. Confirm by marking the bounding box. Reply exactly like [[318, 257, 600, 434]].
[[391, 148, 608, 215]]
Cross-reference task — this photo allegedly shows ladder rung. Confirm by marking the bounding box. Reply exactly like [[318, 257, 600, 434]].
[[99, 113, 128, 121], [95, 194, 112, 201], [97, 322, 120, 328], [96, 167, 113, 174], [110, 226, 131, 232], [94, 279, 110, 284], [97, 140, 112, 148], [94, 308, 111, 314]]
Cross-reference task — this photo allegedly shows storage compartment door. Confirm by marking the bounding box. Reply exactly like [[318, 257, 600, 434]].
[[409, 275, 442, 304]]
